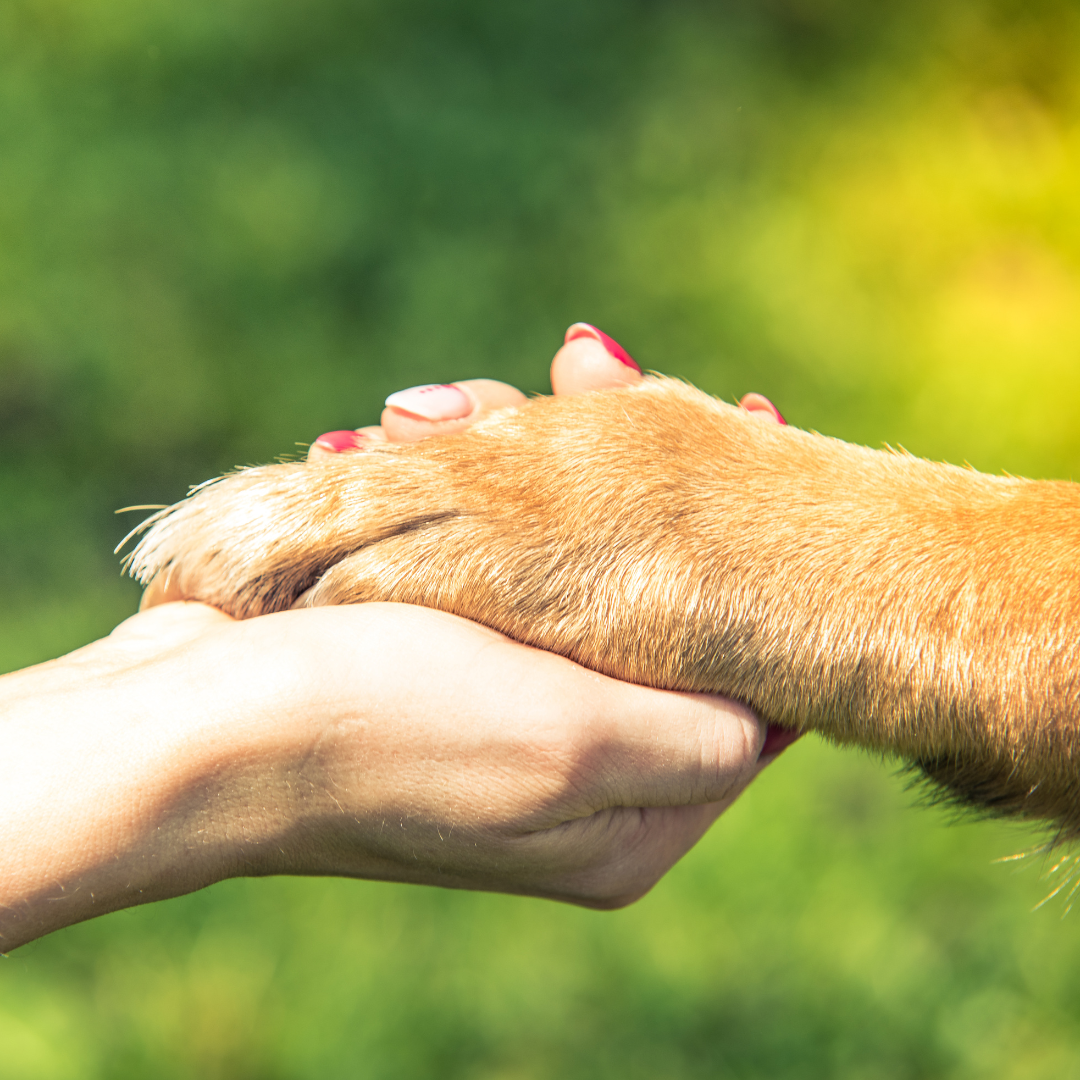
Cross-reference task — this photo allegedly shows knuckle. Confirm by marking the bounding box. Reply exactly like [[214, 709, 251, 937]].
[[698, 702, 762, 795], [555, 809, 664, 908], [571, 866, 657, 910]]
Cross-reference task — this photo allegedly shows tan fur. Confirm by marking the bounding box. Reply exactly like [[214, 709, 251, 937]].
[[126, 377, 1080, 837]]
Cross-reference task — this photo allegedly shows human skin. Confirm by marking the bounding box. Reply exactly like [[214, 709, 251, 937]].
[[129, 324, 1080, 837], [0, 333, 782, 952]]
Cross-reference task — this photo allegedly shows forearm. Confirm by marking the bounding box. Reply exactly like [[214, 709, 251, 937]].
[[699, 433, 1080, 833], [120, 376, 1080, 834], [0, 645, 282, 950], [413, 387, 1080, 832], [1, 600, 766, 949]]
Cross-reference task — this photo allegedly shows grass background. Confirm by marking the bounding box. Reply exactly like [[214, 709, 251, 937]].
[[3, 0, 1080, 1075]]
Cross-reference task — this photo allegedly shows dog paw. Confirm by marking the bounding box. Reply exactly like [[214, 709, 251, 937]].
[[127, 377, 773, 690], [127, 373, 1080, 836]]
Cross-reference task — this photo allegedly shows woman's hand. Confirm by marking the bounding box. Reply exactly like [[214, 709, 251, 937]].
[[0, 598, 767, 951], [306, 321, 647, 455], [308, 322, 783, 456], [1, 325, 788, 952]]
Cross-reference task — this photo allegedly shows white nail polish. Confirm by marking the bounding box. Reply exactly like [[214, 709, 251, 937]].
[[385, 384, 472, 422]]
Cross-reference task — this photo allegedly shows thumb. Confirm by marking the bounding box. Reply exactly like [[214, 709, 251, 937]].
[[518, 682, 766, 908], [568, 682, 765, 816]]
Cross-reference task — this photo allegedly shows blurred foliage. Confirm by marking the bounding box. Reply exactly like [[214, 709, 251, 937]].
[[4, 0, 1080, 1076]]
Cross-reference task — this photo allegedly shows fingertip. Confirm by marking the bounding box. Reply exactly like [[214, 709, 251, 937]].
[[739, 392, 786, 425], [564, 323, 641, 372], [551, 332, 643, 396], [307, 428, 380, 460], [385, 384, 473, 423], [583, 679, 765, 807], [381, 379, 526, 443]]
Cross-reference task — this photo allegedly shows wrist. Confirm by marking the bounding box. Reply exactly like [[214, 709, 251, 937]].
[[0, 625, 306, 950]]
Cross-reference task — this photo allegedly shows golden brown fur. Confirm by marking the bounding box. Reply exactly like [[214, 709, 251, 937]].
[[126, 377, 1080, 837]]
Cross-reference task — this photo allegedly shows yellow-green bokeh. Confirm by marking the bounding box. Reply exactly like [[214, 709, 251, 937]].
[[3, 2, 1080, 1077]]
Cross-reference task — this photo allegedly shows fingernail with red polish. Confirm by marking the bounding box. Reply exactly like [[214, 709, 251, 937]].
[[385, 384, 472, 421], [759, 724, 802, 761], [564, 323, 641, 372], [739, 392, 787, 426], [314, 430, 368, 453]]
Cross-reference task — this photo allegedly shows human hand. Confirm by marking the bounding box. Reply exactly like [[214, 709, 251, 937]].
[[1, 326, 787, 952], [1, 590, 767, 952], [305, 321, 784, 456]]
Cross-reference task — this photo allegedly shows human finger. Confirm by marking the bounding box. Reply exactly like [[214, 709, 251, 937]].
[[307, 426, 385, 461], [531, 801, 732, 909], [60, 602, 236, 676], [311, 322, 642, 460], [307, 379, 526, 459], [548, 718, 803, 908], [739, 392, 786, 424], [257, 604, 766, 901], [502, 682, 765, 906], [380, 378, 527, 443], [550, 323, 643, 396], [546, 681, 764, 819]]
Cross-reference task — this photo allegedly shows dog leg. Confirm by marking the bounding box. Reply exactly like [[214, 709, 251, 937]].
[[127, 377, 1080, 837]]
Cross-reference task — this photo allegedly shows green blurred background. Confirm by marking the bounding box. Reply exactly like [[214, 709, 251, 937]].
[[4, 0, 1080, 1076]]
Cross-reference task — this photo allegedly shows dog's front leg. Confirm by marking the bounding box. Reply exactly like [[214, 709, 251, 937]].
[[129, 377, 1080, 837]]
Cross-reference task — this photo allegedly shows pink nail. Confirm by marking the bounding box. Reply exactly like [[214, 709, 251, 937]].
[[314, 430, 367, 453], [564, 323, 641, 372], [739, 393, 786, 425], [384, 384, 472, 421], [759, 724, 801, 761]]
